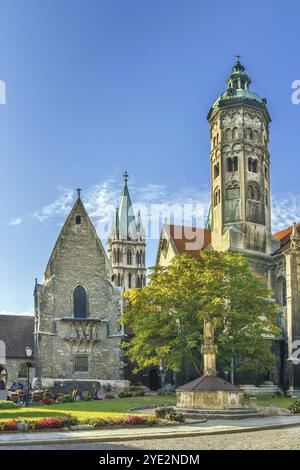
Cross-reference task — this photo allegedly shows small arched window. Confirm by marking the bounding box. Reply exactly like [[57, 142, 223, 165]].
[[227, 157, 238, 172], [214, 187, 220, 207], [73, 285, 87, 318], [127, 250, 132, 265], [225, 128, 232, 141], [247, 183, 260, 201], [128, 273, 132, 289], [253, 130, 259, 141], [214, 163, 220, 178], [246, 128, 253, 140], [232, 127, 238, 140], [226, 181, 240, 200], [248, 158, 258, 173]]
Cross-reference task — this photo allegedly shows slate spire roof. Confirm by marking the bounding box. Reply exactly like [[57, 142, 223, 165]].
[[109, 172, 145, 241]]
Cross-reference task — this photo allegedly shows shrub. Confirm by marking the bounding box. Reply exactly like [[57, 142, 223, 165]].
[[118, 391, 133, 398], [56, 394, 74, 403], [0, 400, 21, 409], [60, 415, 79, 427], [289, 399, 300, 414], [155, 407, 184, 422], [132, 391, 145, 397], [85, 414, 158, 427]]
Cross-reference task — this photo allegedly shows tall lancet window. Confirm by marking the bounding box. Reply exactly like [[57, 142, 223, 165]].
[[73, 285, 87, 318]]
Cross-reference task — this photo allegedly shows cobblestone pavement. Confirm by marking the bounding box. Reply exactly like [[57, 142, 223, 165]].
[[1, 426, 300, 450]]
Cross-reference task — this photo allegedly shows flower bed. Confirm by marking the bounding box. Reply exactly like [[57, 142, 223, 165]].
[[0, 413, 159, 433]]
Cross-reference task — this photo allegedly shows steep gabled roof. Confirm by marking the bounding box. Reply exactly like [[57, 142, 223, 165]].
[[157, 223, 211, 263], [45, 192, 112, 279]]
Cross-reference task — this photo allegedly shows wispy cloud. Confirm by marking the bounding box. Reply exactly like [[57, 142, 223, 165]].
[[31, 187, 74, 222], [271, 193, 300, 232], [11, 178, 300, 237], [9, 217, 23, 226]]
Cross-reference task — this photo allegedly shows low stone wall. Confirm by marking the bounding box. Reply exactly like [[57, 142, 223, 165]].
[[40, 378, 130, 395], [3, 358, 34, 387]]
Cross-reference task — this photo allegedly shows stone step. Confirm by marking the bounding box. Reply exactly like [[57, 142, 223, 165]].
[[181, 412, 264, 420], [177, 407, 255, 415], [176, 407, 264, 420]]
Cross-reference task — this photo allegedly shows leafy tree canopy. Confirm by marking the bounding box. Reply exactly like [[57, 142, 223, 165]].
[[122, 251, 280, 376]]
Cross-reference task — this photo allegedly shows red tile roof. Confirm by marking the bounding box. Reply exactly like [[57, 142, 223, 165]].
[[166, 224, 211, 259], [272, 223, 300, 255]]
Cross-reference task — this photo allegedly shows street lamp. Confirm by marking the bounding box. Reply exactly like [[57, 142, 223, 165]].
[[25, 345, 33, 407]]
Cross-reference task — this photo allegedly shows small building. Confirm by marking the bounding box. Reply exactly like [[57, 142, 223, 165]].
[[33, 189, 128, 394], [0, 315, 34, 387]]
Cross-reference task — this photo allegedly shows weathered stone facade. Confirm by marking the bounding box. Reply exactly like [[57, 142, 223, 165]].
[[34, 191, 128, 392]]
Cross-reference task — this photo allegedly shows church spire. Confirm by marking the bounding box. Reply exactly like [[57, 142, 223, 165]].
[[118, 171, 137, 240], [108, 172, 147, 291]]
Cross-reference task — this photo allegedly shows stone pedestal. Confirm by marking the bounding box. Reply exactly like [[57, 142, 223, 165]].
[[176, 375, 244, 410]]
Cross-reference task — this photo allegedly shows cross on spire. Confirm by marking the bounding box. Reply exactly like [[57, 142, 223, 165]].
[[76, 188, 81, 199], [236, 54, 241, 64], [123, 171, 129, 184]]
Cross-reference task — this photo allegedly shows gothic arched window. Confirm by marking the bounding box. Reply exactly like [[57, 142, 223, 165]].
[[128, 273, 132, 289], [73, 285, 87, 318], [127, 250, 132, 265], [253, 130, 259, 141]]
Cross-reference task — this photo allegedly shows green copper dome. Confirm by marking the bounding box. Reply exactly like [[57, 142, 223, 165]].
[[207, 56, 270, 122]]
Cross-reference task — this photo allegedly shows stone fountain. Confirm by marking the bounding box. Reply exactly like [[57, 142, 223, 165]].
[[175, 317, 262, 419]]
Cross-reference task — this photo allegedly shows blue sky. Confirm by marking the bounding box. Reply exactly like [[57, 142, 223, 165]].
[[1, 0, 300, 314]]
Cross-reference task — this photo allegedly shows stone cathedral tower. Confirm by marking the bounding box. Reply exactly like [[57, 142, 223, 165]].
[[108, 172, 146, 290], [207, 57, 279, 275]]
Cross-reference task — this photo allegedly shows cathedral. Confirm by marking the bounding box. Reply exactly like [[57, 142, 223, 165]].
[[157, 57, 300, 396], [1, 58, 300, 395]]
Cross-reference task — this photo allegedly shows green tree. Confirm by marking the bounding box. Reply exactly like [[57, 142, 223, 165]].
[[122, 251, 280, 376]]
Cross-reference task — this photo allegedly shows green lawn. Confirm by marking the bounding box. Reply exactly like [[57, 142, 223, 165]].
[[0, 396, 176, 421], [250, 396, 295, 409], [0, 395, 296, 422]]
